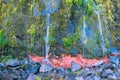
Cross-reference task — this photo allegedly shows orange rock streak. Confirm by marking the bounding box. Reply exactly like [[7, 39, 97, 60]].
[[29, 54, 109, 68]]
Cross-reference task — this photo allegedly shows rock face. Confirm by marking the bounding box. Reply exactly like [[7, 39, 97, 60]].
[[110, 0, 120, 51], [0, 0, 120, 58]]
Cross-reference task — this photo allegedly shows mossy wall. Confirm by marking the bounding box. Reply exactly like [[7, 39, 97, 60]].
[[0, 0, 119, 58]]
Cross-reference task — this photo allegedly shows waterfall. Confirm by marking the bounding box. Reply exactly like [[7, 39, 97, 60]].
[[82, 16, 87, 57], [41, 0, 60, 14], [83, 16, 87, 44], [96, 11, 107, 54], [41, 0, 60, 58], [33, 1, 39, 16], [45, 13, 50, 58]]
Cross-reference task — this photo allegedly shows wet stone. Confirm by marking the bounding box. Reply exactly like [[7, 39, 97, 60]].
[[115, 71, 120, 79], [5, 59, 19, 67], [12, 75, 21, 80], [52, 69, 58, 74], [67, 75, 76, 80], [0, 72, 12, 80], [27, 74, 36, 80], [71, 61, 81, 72], [39, 64, 53, 73], [93, 61, 104, 67], [104, 63, 116, 70], [94, 76, 101, 80], [75, 76, 84, 80], [105, 69, 113, 75], [65, 74, 76, 80], [118, 64, 120, 69], [30, 64, 40, 74], [0, 62, 4, 67], [101, 71, 108, 78], [57, 68, 65, 78], [108, 74, 117, 80], [58, 72, 64, 78], [110, 56, 119, 65], [21, 72, 29, 79], [85, 77, 94, 80]]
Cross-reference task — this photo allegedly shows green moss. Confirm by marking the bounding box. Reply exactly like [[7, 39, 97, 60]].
[[0, 29, 9, 49]]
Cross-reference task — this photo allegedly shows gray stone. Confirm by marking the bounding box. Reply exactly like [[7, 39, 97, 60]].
[[75, 76, 84, 80], [57, 67, 65, 73], [85, 76, 94, 80], [93, 61, 104, 67], [0, 73, 11, 80], [5, 59, 19, 67], [94, 76, 101, 80], [118, 64, 120, 69], [57, 68, 65, 78], [39, 64, 53, 72], [110, 56, 119, 65], [30, 64, 40, 74], [115, 71, 120, 79], [27, 74, 36, 80], [71, 61, 81, 72], [52, 69, 58, 74], [21, 72, 29, 79], [108, 74, 117, 80], [101, 71, 108, 78], [104, 63, 116, 70], [58, 72, 64, 78], [65, 76, 69, 80], [105, 69, 113, 74], [65, 74, 76, 80], [0, 62, 4, 67]]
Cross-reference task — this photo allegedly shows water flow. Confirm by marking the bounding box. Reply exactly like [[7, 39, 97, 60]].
[[41, 0, 60, 14], [45, 13, 50, 58], [41, 0, 60, 60], [82, 16, 87, 57], [96, 11, 106, 54]]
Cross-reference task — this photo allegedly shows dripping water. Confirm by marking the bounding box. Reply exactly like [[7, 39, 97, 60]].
[[45, 13, 50, 59], [82, 16, 87, 57], [96, 11, 107, 55]]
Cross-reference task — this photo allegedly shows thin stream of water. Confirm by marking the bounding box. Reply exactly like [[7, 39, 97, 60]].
[[82, 16, 87, 57], [45, 14, 50, 59], [96, 11, 106, 54]]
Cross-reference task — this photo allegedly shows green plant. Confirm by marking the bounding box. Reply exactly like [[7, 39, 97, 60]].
[[0, 55, 13, 63], [62, 33, 80, 49], [66, 0, 82, 6], [49, 25, 55, 44], [66, 0, 95, 16], [0, 29, 9, 49], [86, 0, 95, 16], [35, 76, 41, 80], [27, 24, 37, 35]]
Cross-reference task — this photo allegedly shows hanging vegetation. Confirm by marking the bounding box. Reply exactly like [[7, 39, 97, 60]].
[[0, 0, 119, 58]]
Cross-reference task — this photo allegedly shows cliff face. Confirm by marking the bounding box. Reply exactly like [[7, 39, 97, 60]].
[[0, 0, 119, 58], [111, 0, 120, 50]]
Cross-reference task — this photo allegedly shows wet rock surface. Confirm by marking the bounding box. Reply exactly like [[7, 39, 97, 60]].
[[110, 56, 119, 65], [0, 57, 119, 80], [71, 61, 81, 71], [5, 59, 19, 67], [39, 64, 53, 73]]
